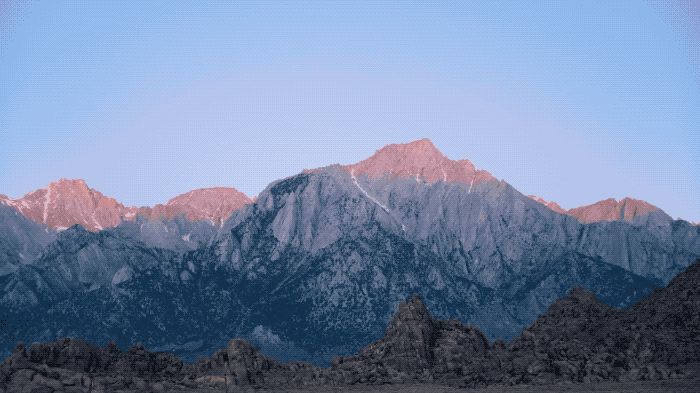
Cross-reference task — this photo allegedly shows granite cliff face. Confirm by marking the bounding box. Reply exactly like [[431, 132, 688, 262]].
[[1, 260, 698, 392], [0, 139, 698, 365], [0, 225, 248, 361], [109, 216, 218, 252], [0, 204, 55, 277]]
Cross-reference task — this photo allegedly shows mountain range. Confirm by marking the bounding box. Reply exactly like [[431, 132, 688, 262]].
[[0, 139, 678, 233], [1, 139, 698, 365], [528, 194, 669, 224], [0, 180, 251, 231]]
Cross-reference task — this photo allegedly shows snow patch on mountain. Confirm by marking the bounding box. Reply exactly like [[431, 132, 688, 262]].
[[351, 169, 390, 213]]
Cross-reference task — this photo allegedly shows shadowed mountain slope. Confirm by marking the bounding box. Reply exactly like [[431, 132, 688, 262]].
[[1, 260, 698, 391]]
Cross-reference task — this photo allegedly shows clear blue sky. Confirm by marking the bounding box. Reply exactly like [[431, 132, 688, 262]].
[[1, 1, 698, 221]]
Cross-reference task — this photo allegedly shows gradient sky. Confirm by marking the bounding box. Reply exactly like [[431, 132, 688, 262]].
[[1, 1, 698, 221]]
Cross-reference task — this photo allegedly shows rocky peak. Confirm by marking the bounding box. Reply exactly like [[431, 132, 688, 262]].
[[344, 138, 495, 185], [224, 339, 275, 384], [4, 181, 251, 231], [384, 295, 436, 349], [561, 286, 603, 304], [546, 286, 614, 317], [8, 178, 129, 231], [665, 258, 700, 291], [387, 294, 434, 332], [523, 286, 615, 339], [165, 187, 251, 224], [528, 195, 671, 224], [567, 197, 666, 224], [135, 187, 251, 225], [632, 259, 700, 318], [351, 295, 437, 371]]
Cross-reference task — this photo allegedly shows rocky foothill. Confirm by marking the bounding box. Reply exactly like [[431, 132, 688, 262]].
[[2, 260, 698, 392]]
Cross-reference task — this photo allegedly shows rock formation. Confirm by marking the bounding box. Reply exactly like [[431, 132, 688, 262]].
[[1, 260, 698, 392]]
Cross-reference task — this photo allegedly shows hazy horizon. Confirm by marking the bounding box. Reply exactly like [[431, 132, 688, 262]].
[[1, 1, 698, 221]]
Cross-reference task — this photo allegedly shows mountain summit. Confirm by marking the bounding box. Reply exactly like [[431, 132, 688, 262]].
[[530, 195, 670, 224], [567, 197, 667, 224], [344, 138, 495, 186], [135, 187, 251, 225], [3, 180, 251, 231], [347, 140, 673, 225], [3, 179, 130, 231]]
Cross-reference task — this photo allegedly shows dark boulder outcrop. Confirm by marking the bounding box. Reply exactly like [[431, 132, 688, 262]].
[[498, 260, 700, 385], [0, 339, 190, 392], [332, 295, 490, 383], [191, 339, 324, 387]]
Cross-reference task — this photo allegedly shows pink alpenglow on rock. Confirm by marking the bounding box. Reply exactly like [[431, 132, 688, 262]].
[[528, 195, 567, 214], [138, 187, 252, 225], [344, 138, 495, 186], [529, 194, 666, 223], [5, 180, 251, 231], [6, 179, 130, 231], [567, 197, 664, 224]]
